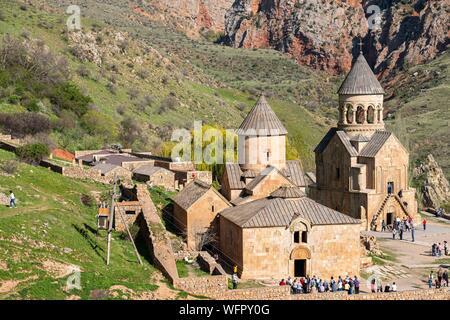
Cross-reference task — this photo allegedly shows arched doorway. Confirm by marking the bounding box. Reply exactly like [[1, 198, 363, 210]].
[[290, 246, 311, 277]]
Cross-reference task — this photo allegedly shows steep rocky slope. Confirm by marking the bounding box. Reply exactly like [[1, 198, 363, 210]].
[[223, 0, 449, 77]]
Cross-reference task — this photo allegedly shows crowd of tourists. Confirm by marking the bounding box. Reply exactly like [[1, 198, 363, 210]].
[[280, 275, 401, 295], [431, 241, 448, 256], [428, 268, 449, 288], [279, 275, 366, 295]]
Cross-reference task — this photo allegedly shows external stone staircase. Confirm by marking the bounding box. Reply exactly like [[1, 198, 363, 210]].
[[371, 194, 411, 230]]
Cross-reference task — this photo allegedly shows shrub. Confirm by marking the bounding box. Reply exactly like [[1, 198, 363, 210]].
[[25, 99, 41, 112], [50, 82, 92, 117], [0, 112, 51, 137], [0, 160, 19, 175], [15, 143, 49, 164], [80, 194, 95, 207], [7, 95, 20, 105]]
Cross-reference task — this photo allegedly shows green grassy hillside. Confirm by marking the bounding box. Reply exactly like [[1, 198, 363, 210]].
[[0, 1, 334, 171], [0, 149, 161, 299]]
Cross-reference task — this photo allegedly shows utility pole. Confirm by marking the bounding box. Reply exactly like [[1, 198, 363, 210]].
[[106, 175, 117, 266]]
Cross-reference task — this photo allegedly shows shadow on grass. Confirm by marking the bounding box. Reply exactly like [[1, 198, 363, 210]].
[[73, 223, 106, 263]]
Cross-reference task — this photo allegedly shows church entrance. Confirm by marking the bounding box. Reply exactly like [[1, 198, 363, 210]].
[[294, 260, 306, 277], [387, 212, 394, 226]]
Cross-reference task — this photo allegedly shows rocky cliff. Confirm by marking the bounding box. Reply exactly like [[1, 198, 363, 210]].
[[414, 154, 450, 209], [131, 0, 234, 38], [223, 0, 449, 76]]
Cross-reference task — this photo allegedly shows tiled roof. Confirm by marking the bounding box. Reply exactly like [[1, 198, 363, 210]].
[[338, 53, 385, 95], [270, 186, 306, 199], [314, 129, 358, 156], [220, 197, 360, 228], [224, 163, 245, 189], [283, 160, 307, 187], [92, 163, 120, 175], [76, 149, 116, 162], [241, 170, 259, 178], [359, 131, 392, 157], [244, 166, 280, 192], [237, 95, 288, 136], [99, 155, 149, 166], [133, 165, 171, 176], [336, 131, 358, 156], [173, 180, 230, 211]]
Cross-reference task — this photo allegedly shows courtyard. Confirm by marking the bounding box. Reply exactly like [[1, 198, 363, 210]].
[[361, 212, 450, 292]]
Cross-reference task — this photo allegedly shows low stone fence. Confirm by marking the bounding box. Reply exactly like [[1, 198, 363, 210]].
[[62, 166, 111, 184], [40, 160, 64, 174], [174, 275, 228, 296], [209, 287, 450, 300], [210, 285, 291, 300]]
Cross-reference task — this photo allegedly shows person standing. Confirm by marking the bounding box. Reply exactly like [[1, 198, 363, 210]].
[[233, 265, 238, 274], [381, 220, 386, 232], [232, 273, 239, 289], [399, 224, 404, 240], [9, 190, 16, 208], [411, 223, 415, 242], [391, 282, 397, 292], [444, 241, 448, 256], [443, 269, 449, 287], [422, 218, 427, 231], [392, 228, 397, 240], [428, 271, 434, 289], [354, 276, 360, 294], [370, 279, 376, 293], [437, 268, 444, 287]]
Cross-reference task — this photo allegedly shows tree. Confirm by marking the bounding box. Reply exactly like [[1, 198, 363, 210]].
[[15, 143, 49, 164]]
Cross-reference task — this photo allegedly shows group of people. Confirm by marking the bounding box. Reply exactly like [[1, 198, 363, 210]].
[[428, 268, 449, 288], [369, 278, 398, 293], [384, 216, 416, 241], [279, 275, 362, 295], [431, 241, 448, 256]]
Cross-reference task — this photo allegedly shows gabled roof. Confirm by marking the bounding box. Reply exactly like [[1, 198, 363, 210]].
[[338, 53, 385, 95], [220, 197, 360, 228], [224, 163, 245, 189], [315, 129, 357, 156], [76, 149, 116, 162], [350, 134, 370, 142], [270, 186, 306, 199], [92, 163, 120, 175], [244, 166, 292, 192], [133, 165, 171, 176], [359, 131, 392, 157], [237, 95, 288, 136], [172, 180, 230, 211]]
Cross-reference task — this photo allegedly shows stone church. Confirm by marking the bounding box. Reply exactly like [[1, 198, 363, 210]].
[[217, 96, 361, 280], [309, 51, 419, 231]]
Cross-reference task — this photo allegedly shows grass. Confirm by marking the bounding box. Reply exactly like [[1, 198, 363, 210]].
[[0, 149, 159, 299], [176, 260, 210, 279], [433, 258, 450, 265]]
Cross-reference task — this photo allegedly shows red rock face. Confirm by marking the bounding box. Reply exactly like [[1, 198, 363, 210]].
[[223, 0, 449, 77]]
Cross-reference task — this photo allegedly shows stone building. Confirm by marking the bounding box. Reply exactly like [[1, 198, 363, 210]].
[[91, 162, 132, 182], [220, 95, 310, 202], [172, 180, 231, 250], [219, 186, 361, 279], [133, 165, 175, 190], [309, 52, 419, 231]]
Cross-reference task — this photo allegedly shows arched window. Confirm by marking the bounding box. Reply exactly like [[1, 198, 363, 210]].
[[346, 106, 354, 124], [367, 105, 375, 124], [356, 106, 365, 124]]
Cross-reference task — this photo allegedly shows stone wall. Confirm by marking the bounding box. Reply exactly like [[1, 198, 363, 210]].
[[174, 275, 228, 296], [205, 286, 450, 300], [197, 251, 226, 275], [62, 166, 111, 184]]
